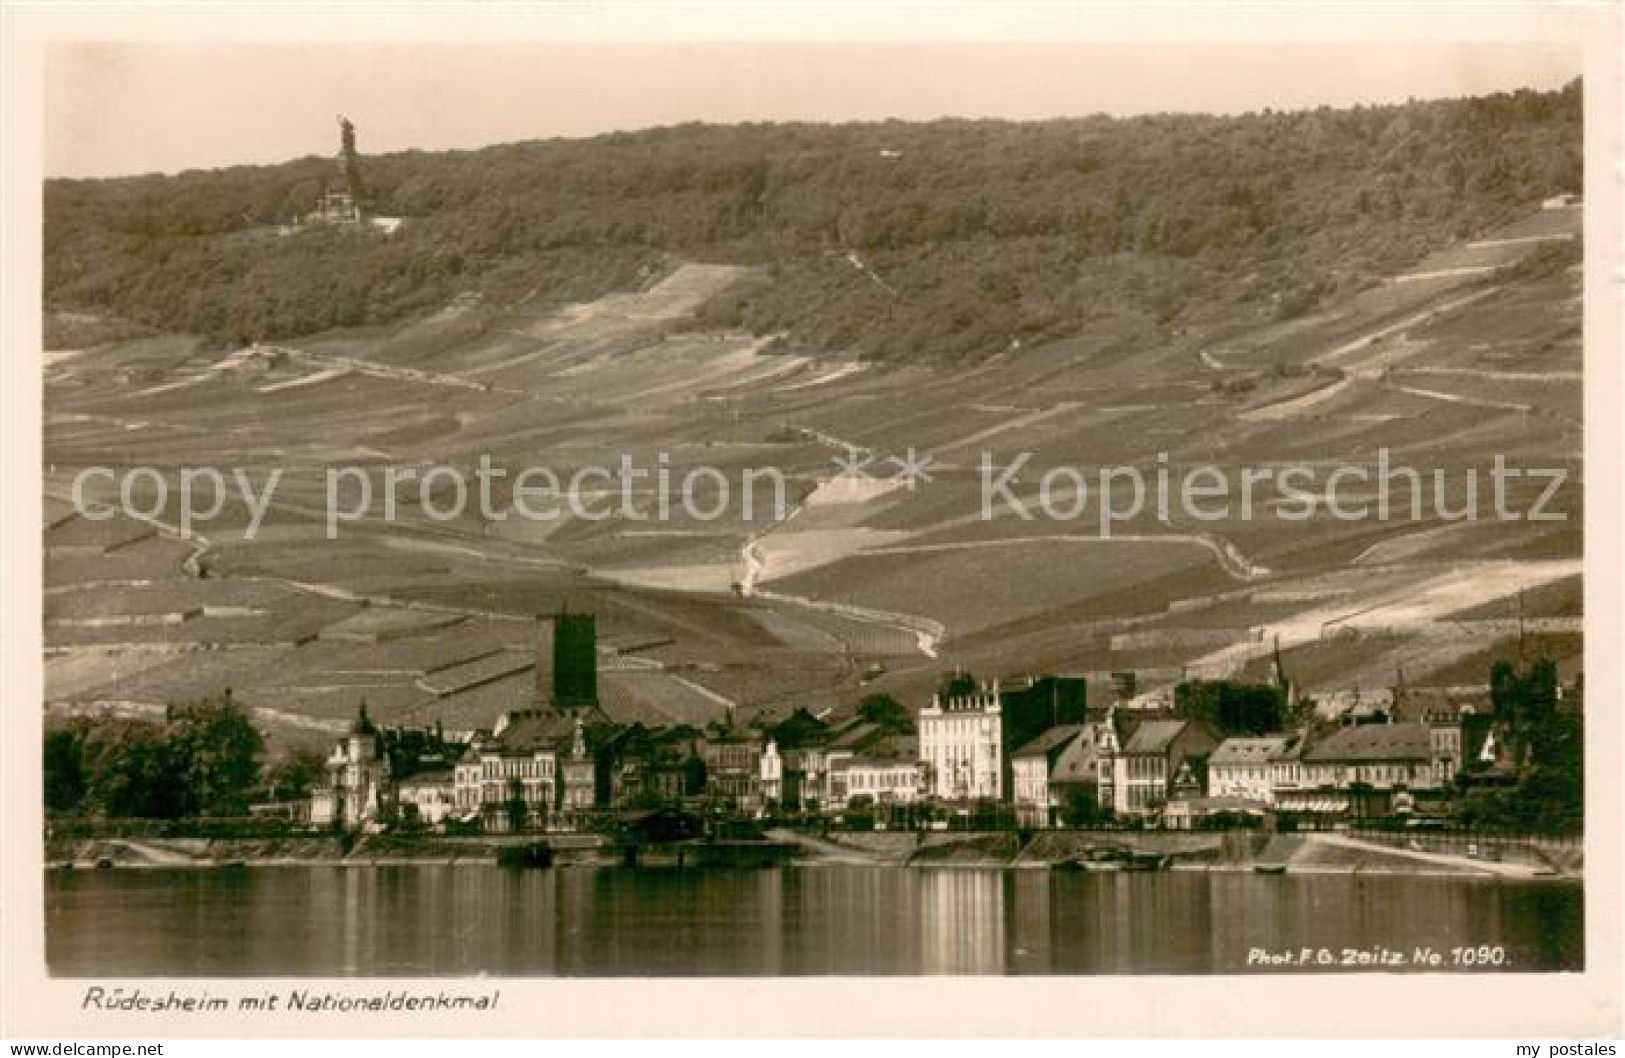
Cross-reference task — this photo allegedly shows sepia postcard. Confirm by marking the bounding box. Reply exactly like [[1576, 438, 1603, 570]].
[[2, 0, 1621, 1041]]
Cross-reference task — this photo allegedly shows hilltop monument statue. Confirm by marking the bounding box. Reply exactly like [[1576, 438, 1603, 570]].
[[302, 115, 401, 233], [336, 114, 365, 206], [310, 115, 366, 224]]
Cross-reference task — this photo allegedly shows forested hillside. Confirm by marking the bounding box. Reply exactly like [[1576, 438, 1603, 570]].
[[44, 82, 1580, 361]]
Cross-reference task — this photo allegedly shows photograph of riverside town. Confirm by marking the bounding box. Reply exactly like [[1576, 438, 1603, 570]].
[[41, 42, 1585, 977]]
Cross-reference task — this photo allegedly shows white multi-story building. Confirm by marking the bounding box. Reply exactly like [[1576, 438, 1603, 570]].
[[1274, 722, 1440, 816], [828, 753, 921, 807], [397, 770, 456, 826], [1208, 736, 1289, 806], [1270, 735, 1309, 798], [1299, 723, 1438, 792], [310, 705, 391, 828], [453, 710, 560, 831], [919, 682, 1003, 801]]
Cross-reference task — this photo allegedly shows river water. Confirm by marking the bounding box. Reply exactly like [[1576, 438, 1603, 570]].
[[45, 865, 1581, 976]]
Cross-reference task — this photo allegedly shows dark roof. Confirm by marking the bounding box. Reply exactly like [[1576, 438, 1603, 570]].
[[549, 718, 623, 756], [1210, 736, 1288, 767], [1012, 725, 1086, 759], [1271, 733, 1308, 761], [1122, 720, 1187, 754], [767, 707, 831, 749], [1391, 688, 1489, 725], [480, 709, 577, 754], [398, 768, 453, 786], [702, 731, 765, 747], [1117, 709, 1179, 740], [827, 721, 886, 751], [1303, 723, 1432, 763], [1049, 727, 1103, 782]]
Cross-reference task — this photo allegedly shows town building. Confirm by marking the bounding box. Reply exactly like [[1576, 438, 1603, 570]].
[[699, 730, 767, 811], [996, 675, 1088, 795], [1010, 725, 1087, 827], [1046, 723, 1108, 824], [1280, 722, 1439, 817], [1269, 734, 1309, 801], [1427, 714, 1466, 785], [823, 731, 919, 809], [454, 709, 562, 832], [1099, 715, 1221, 817], [919, 681, 1003, 801], [763, 708, 832, 812], [828, 754, 921, 809], [801, 719, 897, 808], [396, 769, 456, 827], [914, 672, 1094, 806], [610, 725, 707, 807], [1390, 687, 1479, 785], [1207, 736, 1290, 806], [310, 704, 391, 828]]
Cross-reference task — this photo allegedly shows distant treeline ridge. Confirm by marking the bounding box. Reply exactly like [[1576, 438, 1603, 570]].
[[45, 83, 1581, 361]]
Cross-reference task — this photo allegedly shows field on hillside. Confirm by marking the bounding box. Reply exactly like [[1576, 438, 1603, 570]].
[[44, 189, 1585, 749]]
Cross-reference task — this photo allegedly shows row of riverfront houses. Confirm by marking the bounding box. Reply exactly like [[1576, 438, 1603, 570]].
[[307, 614, 1546, 832]]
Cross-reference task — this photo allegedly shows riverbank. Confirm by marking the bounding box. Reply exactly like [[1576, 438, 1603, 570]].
[[779, 828, 1579, 879], [44, 833, 620, 870], [46, 828, 1581, 879]]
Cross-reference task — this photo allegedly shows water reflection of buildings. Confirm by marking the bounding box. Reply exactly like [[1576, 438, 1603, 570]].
[[554, 870, 784, 974], [780, 868, 920, 973], [1007, 872, 1053, 971], [919, 870, 1006, 974], [48, 866, 1582, 976], [1006, 873, 1217, 974]]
